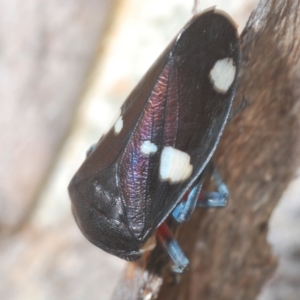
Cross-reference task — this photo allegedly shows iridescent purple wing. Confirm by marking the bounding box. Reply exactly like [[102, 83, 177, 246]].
[[118, 9, 240, 240], [69, 8, 240, 258]]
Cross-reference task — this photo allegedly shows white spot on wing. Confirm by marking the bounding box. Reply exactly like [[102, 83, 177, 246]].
[[114, 116, 123, 134], [209, 57, 236, 94], [159, 146, 193, 184], [141, 141, 158, 155]]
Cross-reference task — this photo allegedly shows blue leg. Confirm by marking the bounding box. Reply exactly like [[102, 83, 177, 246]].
[[172, 165, 228, 223], [197, 168, 229, 208], [172, 171, 206, 223], [163, 165, 228, 273], [157, 223, 189, 273]]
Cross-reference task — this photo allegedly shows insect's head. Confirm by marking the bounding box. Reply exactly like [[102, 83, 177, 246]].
[[68, 165, 142, 261]]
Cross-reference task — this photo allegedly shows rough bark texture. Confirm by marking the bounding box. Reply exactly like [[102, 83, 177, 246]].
[[112, 0, 300, 299]]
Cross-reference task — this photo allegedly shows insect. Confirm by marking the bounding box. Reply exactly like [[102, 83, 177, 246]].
[[69, 8, 240, 273]]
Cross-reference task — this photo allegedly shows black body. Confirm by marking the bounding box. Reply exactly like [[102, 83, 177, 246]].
[[68, 8, 240, 261]]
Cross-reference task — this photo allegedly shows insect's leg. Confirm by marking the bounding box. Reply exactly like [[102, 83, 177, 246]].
[[157, 222, 189, 273], [197, 167, 229, 208], [172, 171, 206, 223]]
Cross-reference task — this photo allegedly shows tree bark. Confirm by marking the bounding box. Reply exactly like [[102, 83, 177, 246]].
[[112, 0, 300, 299]]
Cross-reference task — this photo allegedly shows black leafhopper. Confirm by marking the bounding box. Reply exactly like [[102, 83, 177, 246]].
[[69, 8, 240, 273]]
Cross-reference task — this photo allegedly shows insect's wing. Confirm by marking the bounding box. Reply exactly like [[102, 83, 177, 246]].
[[118, 9, 240, 239], [69, 8, 240, 255], [68, 27, 176, 254]]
